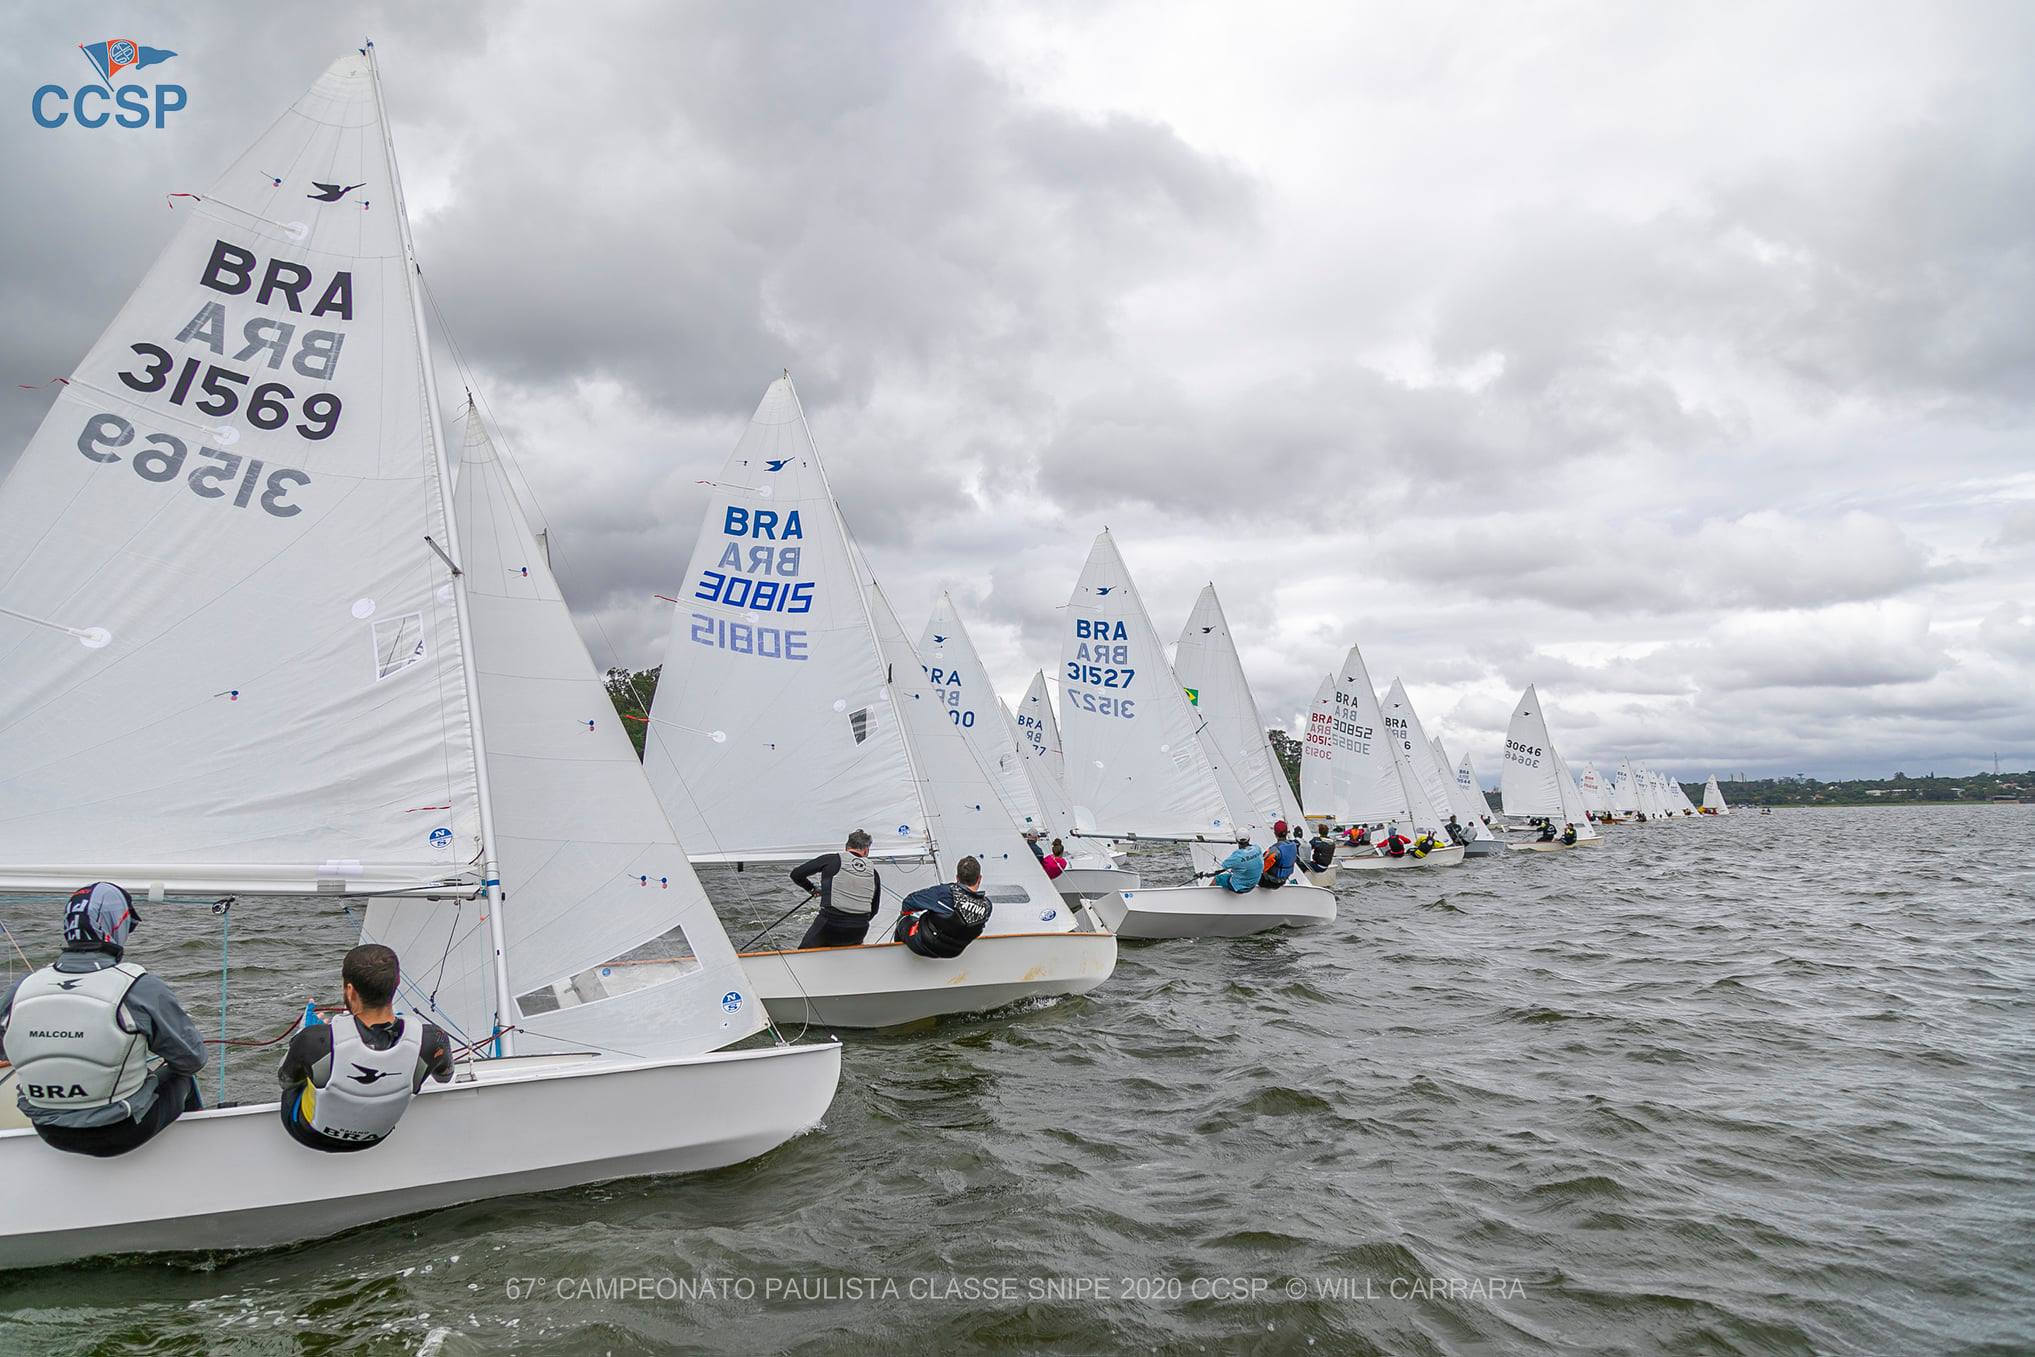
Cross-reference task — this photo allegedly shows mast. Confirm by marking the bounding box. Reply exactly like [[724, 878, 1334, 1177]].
[[791, 375, 938, 859], [366, 44, 516, 1055]]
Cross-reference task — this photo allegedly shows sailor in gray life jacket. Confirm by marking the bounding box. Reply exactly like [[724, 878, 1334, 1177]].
[[277, 944, 454, 1153], [0, 881, 208, 1157]]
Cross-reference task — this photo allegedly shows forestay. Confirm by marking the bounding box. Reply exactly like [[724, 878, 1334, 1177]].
[[366, 413, 764, 1056], [0, 53, 480, 896], [1173, 584, 1305, 830], [919, 594, 1043, 833], [1060, 531, 1244, 839], [643, 379, 924, 863]]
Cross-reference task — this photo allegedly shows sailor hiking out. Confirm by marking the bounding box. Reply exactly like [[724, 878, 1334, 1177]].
[[0, 882, 206, 1158], [1207, 836, 1264, 893]]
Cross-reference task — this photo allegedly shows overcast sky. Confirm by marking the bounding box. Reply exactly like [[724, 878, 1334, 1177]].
[[6, 2, 2032, 780]]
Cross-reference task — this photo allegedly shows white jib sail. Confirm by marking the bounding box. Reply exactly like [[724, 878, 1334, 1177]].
[[0, 53, 483, 896], [1549, 748, 1600, 839], [1173, 584, 1305, 829], [918, 594, 1044, 833], [1059, 531, 1242, 839], [1330, 644, 1410, 826], [366, 411, 765, 1055], [1500, 685, 1567, 821], [1300, 673, 1336, 820], [643, 378, 924, 864], [1014, 670, 1064, 786], [870, 584, 1072, 935]]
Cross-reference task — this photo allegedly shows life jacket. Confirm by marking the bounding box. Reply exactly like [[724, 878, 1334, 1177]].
[[301, 1015, 425, 1147], [1409, 835, 1433, 858], [7, 962, 151, 1114], [1384, 835, 1408, 858], [1309, 838, 1336, 870], [896, 886, 993, 959], [1262, 847, 1281, 876], [1561, 828, 1577, 845]]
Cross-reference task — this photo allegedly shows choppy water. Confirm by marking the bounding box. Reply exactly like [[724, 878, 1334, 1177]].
[[2, 805, 2031, 1354]]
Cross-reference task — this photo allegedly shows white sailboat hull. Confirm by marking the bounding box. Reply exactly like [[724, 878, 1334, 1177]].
[[1052, 865, 1142, 897], [1094, 883, 1337, 940], [742, 931, 1117, 1029], [1339, 843, 1467, 870], [1461, 838, 1506, 857], [0, 1042, 840, 1272], [1508, 836, 1602, 852], [1299, 865, 1339, 889]]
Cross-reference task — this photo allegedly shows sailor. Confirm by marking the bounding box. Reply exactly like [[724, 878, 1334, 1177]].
[[1537, 822, 1557, 843], [1561, 822, 1579, 847], [1208, 835, 1263, 893], [1445, 815, 1467, 846], [1023, 830, 1047, 862], [0, 882, 206, 1157], [277, 944, 453, 1153], [789, 830, 881, 949], [893, 857, 994, 958], [1307, 826, 1338, 872], [1261, 822, 1300, 890], [1382, 825, 1410, 858], [1409, 832, 1437, 859], [1040, 838, 1069, 881]]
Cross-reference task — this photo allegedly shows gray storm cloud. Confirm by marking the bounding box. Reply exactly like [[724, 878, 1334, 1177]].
[[2, 0, 2030, 778]]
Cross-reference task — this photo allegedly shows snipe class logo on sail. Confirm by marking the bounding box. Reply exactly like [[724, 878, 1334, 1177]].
[[32, 38, 187, 129]]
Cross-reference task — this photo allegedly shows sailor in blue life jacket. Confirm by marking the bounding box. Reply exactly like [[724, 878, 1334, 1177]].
[[1561, 822, 1579, 846], [1208, 836, 1264, 893], [0, 882, 207, 1157], [1261, 821, 1300, 890], [789, 829, 882, 949], [277, 944, 454, 1153], [893, 856, 994, 958]]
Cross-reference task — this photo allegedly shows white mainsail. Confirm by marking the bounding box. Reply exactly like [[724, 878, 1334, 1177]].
[[0, 53, 482, 896], [1381, 680, 1459, 836], [643, 380, 923, 863], [1173, 584, 1306, 829], [1458, 753, 1499, 820], [1060, 531, 1253, 839], [1328, 644, 1411, 825], [1703, 774, 1730, 814], [919, 593, 1044, 833], [1500, 685, 1568, 820], [1432, 737, 1497, 840], [365, 411, 764, 1056], [1014, 670, 1064, 785], [1300, 673, 1336, 820]]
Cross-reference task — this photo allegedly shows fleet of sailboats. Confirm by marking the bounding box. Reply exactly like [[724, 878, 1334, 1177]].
[[0, 45, 1749, 1271]]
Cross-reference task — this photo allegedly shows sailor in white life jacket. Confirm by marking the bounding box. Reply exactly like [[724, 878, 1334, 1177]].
[[0, 881, 208, 1157], [277, 944, 454, 1153]]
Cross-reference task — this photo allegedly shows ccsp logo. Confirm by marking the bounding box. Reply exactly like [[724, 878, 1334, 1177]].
[[33, 37, 187, 129]]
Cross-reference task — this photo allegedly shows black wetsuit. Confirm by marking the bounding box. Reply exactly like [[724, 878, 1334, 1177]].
[[789, 852, 882, 949]]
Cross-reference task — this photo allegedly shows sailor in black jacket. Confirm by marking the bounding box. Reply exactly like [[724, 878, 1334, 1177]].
[[789, 830, 881, 948]]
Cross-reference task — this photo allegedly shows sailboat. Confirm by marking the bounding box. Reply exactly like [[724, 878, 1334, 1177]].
[[1172, 585, 1307, 833], [640, 379, 1115, 1028], [1457, 752, 1501, 824], [1578, 763, 1624, 822], [1384, 681, 1493, 859], [1428, 735, 1504, 856], [1316, 646, 1464, 869], [1499, 687, 1601, 850], [1058, 533, 1334, 938], [918, 600, 1137, 907], [0, 49, 838, 1270], [1008, 671, 1141, 896], [1701, 774, 1731, 815]]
